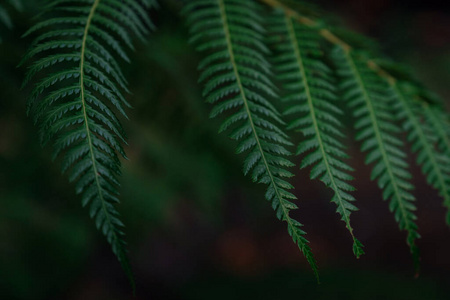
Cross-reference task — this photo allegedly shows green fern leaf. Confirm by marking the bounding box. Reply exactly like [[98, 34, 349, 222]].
[[392, 82, 450, 226], [424, 105, 450, 157], [184, 0, 318, 279], [21, 0, 157, 288], [269, 11, 364, 258], [331, 47, 420, 270], [423, 103, 450, 225]]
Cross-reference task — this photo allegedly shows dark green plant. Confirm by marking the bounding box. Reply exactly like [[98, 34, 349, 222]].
[[20, 0, 158, 289], [18, 0, 450, 287]]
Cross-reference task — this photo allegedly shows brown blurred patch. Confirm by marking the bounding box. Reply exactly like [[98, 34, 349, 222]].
[[216, 228, 265, 276]]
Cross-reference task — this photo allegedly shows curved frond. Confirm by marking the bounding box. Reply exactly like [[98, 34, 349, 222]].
[[0, 7, 12, 30], [331, 46, 420, 270], [425, 105, 450, 158], [184, 0, 318, 278], [22, 0, 158, 287], [392, 83, 450, 226], [269, 11, 364, 258]]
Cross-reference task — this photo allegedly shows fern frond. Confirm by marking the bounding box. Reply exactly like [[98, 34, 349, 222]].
[[423, 104, 450, 224], [8, 0, 22, 11], [184, 0, 318, 278], [331, 47, 420, 270], [424, 105, 450, 157], [269, 11, 364, 258], [392, 83, 450, 226], [22, 0, 157, 288], [0, 7, 12, 30], [367, 58, 450, 225]]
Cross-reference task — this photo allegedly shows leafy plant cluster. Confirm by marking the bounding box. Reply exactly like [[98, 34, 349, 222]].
[[15, 0, 450, 287]]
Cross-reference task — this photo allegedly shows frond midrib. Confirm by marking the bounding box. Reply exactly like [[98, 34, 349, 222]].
[[218, 0, 305, 251], [345, 51, 414, 242], [79, 0, 120, 248], [258, 0, 399, 87], [285, 16, 358, 245], [426, 106, 450, 156], [395, 85, 450, 205]]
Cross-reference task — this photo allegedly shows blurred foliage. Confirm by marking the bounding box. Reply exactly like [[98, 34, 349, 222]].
[[0, 0, 449, 299]]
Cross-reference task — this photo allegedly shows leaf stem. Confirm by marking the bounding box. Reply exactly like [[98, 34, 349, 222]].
[[258, 0, 397, 84], [345, 52, 417, 251], [286, 16, 360, 255], [218, 0, 318, 278], [79, 0, 133, 289], [394, 85, 450, 209]]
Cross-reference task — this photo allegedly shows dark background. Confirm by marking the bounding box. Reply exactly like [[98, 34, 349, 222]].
[[0, 0, 449, 299]]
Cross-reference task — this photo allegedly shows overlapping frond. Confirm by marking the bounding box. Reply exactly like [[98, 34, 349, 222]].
[[269, 11, 363, 258], [425, 105, 450, 157], [184, 0, 318, 278], [331, 47, 420, 269], [0, 0, 21, 42], [21, 0, 157, 287], [392, 83, 450, 225], [0, 7, 12, 30]]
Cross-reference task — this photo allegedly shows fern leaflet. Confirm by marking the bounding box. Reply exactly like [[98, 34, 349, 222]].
[[425, 105, 450, 158], [392, 83, 450, 225], [184, 0, 318, 278], [332, 47, 420, 270], [21, 0, 157, 288], [269, 11, 364, 258]]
